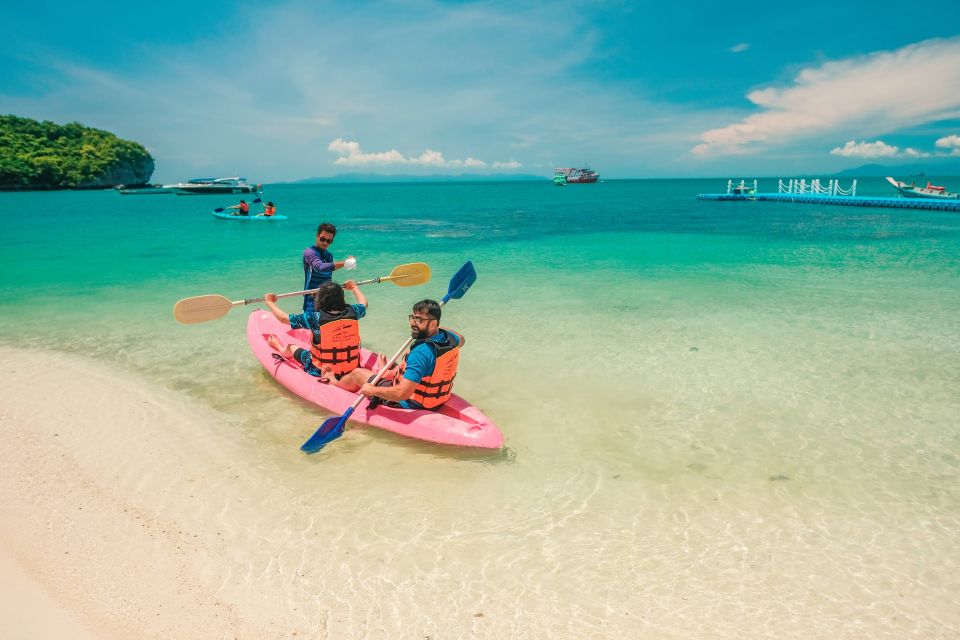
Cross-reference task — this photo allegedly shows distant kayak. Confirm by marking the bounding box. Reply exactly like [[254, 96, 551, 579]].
[[247, 310, 503, 449], [213, 211, 288, 221]]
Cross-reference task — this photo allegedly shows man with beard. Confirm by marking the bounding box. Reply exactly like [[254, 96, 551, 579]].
[[360, 299, 464, 410]]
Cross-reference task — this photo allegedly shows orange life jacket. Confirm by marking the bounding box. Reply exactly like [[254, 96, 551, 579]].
[[308, 307, 361, 376], [264, 205, 275, 216], [396, 329, 463, 409], [239, 202, 250, 214]]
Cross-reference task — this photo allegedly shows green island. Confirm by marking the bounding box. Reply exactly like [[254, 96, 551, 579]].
[[0, 114, 154, 190]]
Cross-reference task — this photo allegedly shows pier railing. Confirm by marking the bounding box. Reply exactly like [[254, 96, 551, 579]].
[[777, 178, 857, 196], [726, 179, 757, 194]]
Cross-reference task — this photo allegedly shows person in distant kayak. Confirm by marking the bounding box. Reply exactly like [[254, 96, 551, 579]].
[[260, 201, 276, 217], [227, 199, 250, 216], [360, 299, 464, 411], [264, 280, 377, 391], [302, 222, 355, 312]]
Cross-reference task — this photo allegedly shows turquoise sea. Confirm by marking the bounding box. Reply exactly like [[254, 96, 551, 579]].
[[1, 177, 959, 636]]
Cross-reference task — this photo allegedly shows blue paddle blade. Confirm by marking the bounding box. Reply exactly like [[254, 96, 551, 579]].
[[300, 415, 347, 454], [444, 261, 476, 302], [213, 207, 225, 213], [253, 197, 262, 204]]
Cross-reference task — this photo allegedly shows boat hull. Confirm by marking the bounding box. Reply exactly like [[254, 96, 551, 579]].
[[213, 212, 287, 221], [886, 176, 960, 200], [118, 188, 172, 195], [173, 185, 258, 195], [247, 311, 504, 449]]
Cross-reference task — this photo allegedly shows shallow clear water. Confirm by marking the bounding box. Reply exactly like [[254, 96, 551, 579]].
[[1, 178, 959, 636]]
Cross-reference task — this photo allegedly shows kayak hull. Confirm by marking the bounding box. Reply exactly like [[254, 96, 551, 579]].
[[247, 310, 504, 449], [213, 212, 288, 220]]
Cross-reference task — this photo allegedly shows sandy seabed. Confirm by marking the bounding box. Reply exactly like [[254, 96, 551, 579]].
[[2, 345, 959, 640]]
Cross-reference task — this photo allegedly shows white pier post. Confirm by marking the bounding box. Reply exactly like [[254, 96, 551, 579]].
[[727, 179, 732, 194], [852, 179, 857, 197]]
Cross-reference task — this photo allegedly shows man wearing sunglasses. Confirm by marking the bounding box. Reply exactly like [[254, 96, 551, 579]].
[[361, 299, 464, 411], [303, 222, 356, 312]]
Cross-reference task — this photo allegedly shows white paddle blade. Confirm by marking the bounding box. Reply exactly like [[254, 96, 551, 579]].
[[173, 294, 235, 324], [388, 262, 431, 287]]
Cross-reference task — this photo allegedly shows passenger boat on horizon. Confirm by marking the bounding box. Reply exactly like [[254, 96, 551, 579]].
[[163, 177, 260, 195], [554, 167, 599, 184], [885, 176, 959, 200]]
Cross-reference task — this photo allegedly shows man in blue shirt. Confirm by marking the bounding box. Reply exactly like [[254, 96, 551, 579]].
[[361, 299, 464, 410], [303, 222, 355, 312]]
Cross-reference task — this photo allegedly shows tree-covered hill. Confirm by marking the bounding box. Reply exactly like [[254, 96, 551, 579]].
[[0, 115, 154, 190]]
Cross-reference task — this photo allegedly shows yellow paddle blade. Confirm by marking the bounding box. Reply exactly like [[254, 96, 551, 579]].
[[386, 262, 431, 287], [173, 294, 235, 324]]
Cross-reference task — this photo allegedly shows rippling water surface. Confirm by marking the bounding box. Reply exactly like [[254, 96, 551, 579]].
[[1, 177, 958, 637]]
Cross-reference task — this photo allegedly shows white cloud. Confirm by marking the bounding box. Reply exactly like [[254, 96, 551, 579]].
[[829, 140, 930, 158], [693, 37, 960, 156], [328, 139, 520, 169], [729, 43, 750, 53], [829, 140, 899, 158], [935, 134, 960, 154], [327, 139, 407, 164]]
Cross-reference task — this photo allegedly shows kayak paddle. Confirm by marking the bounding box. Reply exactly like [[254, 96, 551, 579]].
[[172, 262, 431, 324], [214, 197, 261, 213], [300, 261, 476, 454]]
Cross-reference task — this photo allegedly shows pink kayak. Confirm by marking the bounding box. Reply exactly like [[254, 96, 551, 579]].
[[246, 310, 504, 449]]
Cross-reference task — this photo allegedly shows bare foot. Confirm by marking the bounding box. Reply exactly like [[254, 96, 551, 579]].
[[374, 353, 387, 371], [266, 334, 283, 352]]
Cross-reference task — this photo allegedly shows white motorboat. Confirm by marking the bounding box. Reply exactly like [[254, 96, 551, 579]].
[[163, 177, 260, 195]]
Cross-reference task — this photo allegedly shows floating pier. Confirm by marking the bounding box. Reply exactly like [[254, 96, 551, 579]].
[[697, 178, 960, 212]]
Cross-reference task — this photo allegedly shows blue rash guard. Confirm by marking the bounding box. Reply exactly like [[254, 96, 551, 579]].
[[302, 246, 335, 312], [399, 330, 461, 409]]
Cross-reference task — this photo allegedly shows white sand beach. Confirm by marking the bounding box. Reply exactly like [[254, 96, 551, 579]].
[[0, 347, 279, 638]]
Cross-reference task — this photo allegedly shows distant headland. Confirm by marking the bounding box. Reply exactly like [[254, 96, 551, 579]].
[[0, 115, 154, 191]]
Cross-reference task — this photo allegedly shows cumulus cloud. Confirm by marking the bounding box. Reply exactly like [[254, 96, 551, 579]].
[[729, 43, 750, 53], [935, 134, 960, 154], [327, 139, 520, 169], [693, 37, 960, 155], [829, 140, 929, 158], [830, 140, 899, 158]]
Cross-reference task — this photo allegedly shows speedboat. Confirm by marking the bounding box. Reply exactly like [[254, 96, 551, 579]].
[[885, 176, 959, 200], [163, 177, 260, 195]]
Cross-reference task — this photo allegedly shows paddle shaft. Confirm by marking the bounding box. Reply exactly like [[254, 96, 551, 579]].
[[235, 275, 404, 308], [341, 297, 452, 415], [214, 197, 261, 213]]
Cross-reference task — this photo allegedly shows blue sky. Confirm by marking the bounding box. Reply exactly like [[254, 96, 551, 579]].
[[2, 0, 959, 181]]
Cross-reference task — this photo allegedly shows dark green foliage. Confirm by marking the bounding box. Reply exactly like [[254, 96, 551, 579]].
[[0, 114, 154, 189]]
